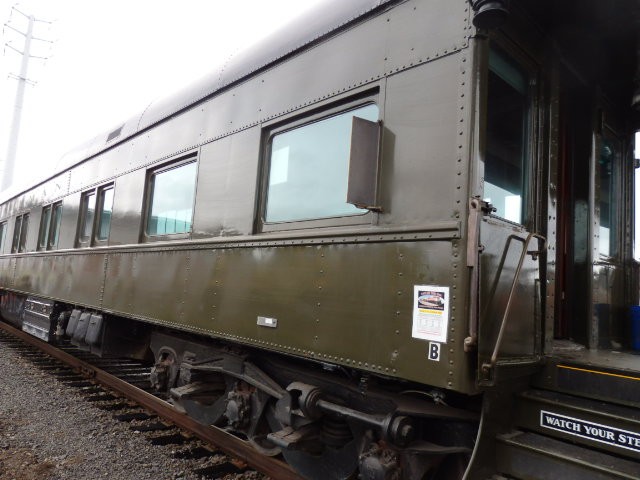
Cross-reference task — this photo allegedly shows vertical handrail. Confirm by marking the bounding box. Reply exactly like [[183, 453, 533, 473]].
[[481, 232, 546, 381]]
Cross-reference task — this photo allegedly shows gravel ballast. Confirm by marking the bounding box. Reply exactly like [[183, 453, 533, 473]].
[[0, 338, 228, 480]]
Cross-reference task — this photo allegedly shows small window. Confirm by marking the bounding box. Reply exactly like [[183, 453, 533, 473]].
[[484, 48, 532, 224], [146, 159, 197, 237], [49, 202, 63, 249], [0, 221, 7, 253], [96, 186, 114, 241], [264, 104, 378, 223], [78, 190, 96, 245], [38, 205, 52, 250], [78, 185, 113, 247], [39, 202, 63, 251], [19, 214, 29, 252], [12, 213, 29, 253], [599, 134, 621, 258]]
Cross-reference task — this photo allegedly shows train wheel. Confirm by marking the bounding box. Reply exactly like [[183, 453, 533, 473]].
[[263, 407, 360, 480]]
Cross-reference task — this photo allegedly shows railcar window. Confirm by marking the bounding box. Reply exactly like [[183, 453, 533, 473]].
[[11, 216, 22, 253], [12, 213, 29, 253], [20, 214, 29, 252], [48, 202, 63, 249], [79, 191, 96, 244], [146, 161, 197, 236], [96, 186, 114, 241], [0, 221, 7, 253], [634, 131, 640, 261], [598, 136, 620, 257], [484, 49, 531, 224], [264, 104, 378, 223], [38, 206, 52, 251]]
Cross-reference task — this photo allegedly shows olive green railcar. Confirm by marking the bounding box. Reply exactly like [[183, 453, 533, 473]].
[[1, 0, 640, 479], [0, 0, 475, 392]]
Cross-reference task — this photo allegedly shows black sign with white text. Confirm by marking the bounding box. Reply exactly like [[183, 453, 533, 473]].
[[540, 410, 640, 453]]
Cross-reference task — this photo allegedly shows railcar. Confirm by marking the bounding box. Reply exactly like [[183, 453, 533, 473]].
[[1, 0, 640, 478]]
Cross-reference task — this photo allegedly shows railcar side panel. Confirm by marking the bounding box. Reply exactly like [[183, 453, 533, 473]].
[[381, 53, 465, 228], [192, 128, 261, 238], [97, 238, 470, 391], [108, 170, 146, 246], [0, 257, 12, 289], [12, 253, 106, 308], [56, 191, 81, 250]]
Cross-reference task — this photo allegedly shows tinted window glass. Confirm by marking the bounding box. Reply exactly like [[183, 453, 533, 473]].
[[147, 162, 197, 235], [11, 216, 22, 253], [599, 137, 619, 257], [18, 214, 29, 252], [0, 222, 6, 253], [38, 206, 52, 250], [49, 203, 63, 249], [97, 187, 114, 241], [484, 49, 530, 224], [80, 192, 96, 242], [265, 104, 378, 223]]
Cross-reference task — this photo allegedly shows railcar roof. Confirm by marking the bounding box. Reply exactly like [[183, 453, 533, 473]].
[[54, 0, 396, 175]]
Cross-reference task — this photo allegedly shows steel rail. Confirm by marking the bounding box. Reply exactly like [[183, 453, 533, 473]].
[[0, 320, 303, 480]]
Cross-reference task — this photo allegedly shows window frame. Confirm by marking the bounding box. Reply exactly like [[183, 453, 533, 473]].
[[77, 189, 97, 247], [258, 96, 380, 233], [597, 126, 623, 261], [0, 221, 7, 254], [11, 212, 29, 253], [483, 41, 540, 229], [37, 205, 53, 251], [48, 201, 63, 250], [77, 184, 114, 248], [37, 201, 64, 251], [142, 152, 199, 242], [94, 184, 115, 244]]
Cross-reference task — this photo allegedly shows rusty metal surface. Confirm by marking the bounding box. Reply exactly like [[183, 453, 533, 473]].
[[0, 320, 303, 480]]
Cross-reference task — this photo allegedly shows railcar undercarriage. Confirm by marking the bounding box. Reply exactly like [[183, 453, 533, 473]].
[[1, 292, 480, 480]]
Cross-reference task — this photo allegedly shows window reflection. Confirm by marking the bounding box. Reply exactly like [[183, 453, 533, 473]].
[[599, 137, 619, 257], [147, 162, 197, 235], [38, 206, 52, 250], [0, 222, 6, 253], [97, 187, 114, 241], [18, 214, 28, 252], [80, 192, 96, 242], [484, 49, 530, 224], [265, 104, 378, 223], [49, 203, 62, 249]]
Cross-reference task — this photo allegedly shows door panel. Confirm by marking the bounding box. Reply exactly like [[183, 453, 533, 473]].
[[476, 44, 544, 384]]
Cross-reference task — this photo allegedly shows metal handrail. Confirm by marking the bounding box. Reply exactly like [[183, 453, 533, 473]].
[[481, 232, 546, 381]]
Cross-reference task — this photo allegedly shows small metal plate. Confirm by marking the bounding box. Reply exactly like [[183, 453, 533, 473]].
[[257, 316, 278, 328]]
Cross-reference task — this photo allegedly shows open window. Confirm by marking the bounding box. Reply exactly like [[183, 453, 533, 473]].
[[144, 153, 198, 240], [262, 101, 381, 230]]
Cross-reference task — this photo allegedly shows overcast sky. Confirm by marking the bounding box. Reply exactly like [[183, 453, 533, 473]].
[[0, 0, 324, 192]]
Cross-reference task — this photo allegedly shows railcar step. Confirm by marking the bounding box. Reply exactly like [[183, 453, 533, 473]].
[[514, 389, 640, 460], [496, 431, 640, 480]]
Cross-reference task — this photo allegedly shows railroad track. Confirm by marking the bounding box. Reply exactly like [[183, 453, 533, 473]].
[[0, 320, 303, 480]]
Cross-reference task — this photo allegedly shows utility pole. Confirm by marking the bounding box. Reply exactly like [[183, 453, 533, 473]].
[[3, 6, 52, 192]]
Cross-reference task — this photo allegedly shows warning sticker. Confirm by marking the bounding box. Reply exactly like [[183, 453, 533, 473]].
[[541, 410, 640, 453], [412, 285, 449, 343]]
